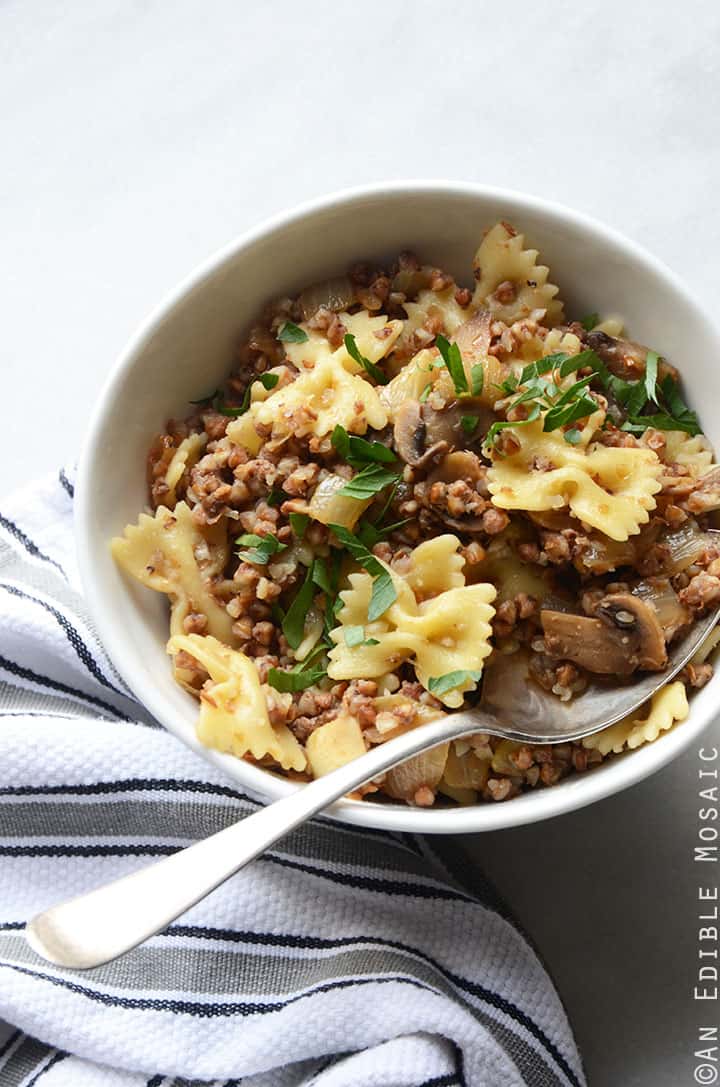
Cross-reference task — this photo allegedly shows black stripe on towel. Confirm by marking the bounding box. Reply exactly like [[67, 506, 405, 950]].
[[0, 583, 124, 697], [0, 654, 127, 720], [58, 469, 75, 499], [0, 513, 65, 578]]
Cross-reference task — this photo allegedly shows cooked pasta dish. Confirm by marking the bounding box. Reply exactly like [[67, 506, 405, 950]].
[[112, 222, 720, 805]]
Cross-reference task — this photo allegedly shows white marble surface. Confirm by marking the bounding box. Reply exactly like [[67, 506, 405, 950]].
[[2, 1, 719, 1082]]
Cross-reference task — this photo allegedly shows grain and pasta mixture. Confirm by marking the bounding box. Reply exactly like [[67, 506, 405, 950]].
[[112, 222, 720, 806]]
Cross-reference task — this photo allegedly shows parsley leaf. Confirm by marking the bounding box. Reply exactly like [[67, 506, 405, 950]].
[[267, 665, 325, 692], [427, 669, 482, 696], [419, 383, 433, 403], [543, 394, 597, 433], [266, 487, 286, 507], [236, 533, 286, 565], [644, 350, 659, 405], [289, 512, 309, 538], [344, 333, 388, 384], [435, 334, 468, 395], [214, 372, 280, 417], [483, 403, 542, 453], [328, 523, 398, 621], [461, 415, 479, 435], [337, 465, 401, 500], [277, 320, 308, 344], [344, 625, 379, 648], [267, 645, 328, 692], [282, 565, 316, 650], [470, 363, 484, 397], [344, 625, 365, 648], [331, 425, 396, 467], [580, 312, 599, 331], [563, 428, 583, 445], [311, 557, 333, 595]]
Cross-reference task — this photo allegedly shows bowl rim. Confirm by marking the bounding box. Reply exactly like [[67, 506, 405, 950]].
[[76, 178, 720, 833]]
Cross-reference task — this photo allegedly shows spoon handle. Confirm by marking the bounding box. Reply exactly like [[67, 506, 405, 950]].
[[26, 710, 480, 969]]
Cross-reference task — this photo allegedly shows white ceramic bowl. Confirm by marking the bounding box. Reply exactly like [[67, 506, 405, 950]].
[[76, 181, 720, 833]]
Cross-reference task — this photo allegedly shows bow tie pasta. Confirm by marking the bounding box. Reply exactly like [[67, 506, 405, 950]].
[[487, 418, 662, 541], [167, 634, 306, 771], [328, 536, 496, 708], [111, 501, 234, 644]]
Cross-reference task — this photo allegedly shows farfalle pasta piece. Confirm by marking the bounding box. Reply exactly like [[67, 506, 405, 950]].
[[487, 418, 662, 541], [167, 634, 306, 770], [111, 501, 234, 643], [472, 222, 564, 325], [402, 286, 474, 341], [328, 536, 496, 708], [227, 356, 388, 454], [661, 431, 714, 476], [402, 534, 466, 598], [283, 310, 402, 373], [163, 432, 207, 506], [582, 681, 689, 756]]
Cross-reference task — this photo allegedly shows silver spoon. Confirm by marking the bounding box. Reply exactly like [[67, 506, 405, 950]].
[[26, 607, 719, 969]]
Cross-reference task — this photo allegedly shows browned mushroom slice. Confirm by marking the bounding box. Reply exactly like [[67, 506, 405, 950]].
[[541, 593, 667, 676], [583, 330, 679, 384], [393, 399, 470, 468]]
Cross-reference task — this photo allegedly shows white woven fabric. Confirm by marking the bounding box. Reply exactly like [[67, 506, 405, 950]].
[[0, 471, 585, 1087]]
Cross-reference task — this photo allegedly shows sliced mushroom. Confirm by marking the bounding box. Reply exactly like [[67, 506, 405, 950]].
[[428, 450, 486, 486], [541, 592, 667, 675], [393, 399, 466, 468], [583, 330, 679, 384], [449, 310, 509, 407]]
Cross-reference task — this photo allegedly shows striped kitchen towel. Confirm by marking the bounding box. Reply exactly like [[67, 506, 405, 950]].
[[0, 471, 585, 1087]]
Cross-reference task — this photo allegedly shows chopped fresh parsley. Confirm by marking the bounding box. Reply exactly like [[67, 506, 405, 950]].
[[328, 523, 398, 621], [483, 403, 542, 453], [436, 334, 468, 395], [344, 625, 379, 648], [427, 669, 483, 696], [277, 320, 308, 344], [337, 464, 401, 500], [236, 533, 286, 565], [289, 512, 309, 538], [331, 425, 396, 468], [470, 363, 484, 397], [644, 350, 659, 405], [282, 565, 316, 650], [580, 312, 599, 331], [266, 487, 286, 507], [267, 665, 325, 692], [311, 556, 333, 595], [419, 383, 433, 403], [344, 333, 388, 384], [461, 415, 479, 435], [212, 372, 280, 417], [563, 428, 583, 445], [267, 645, 327, 692]]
